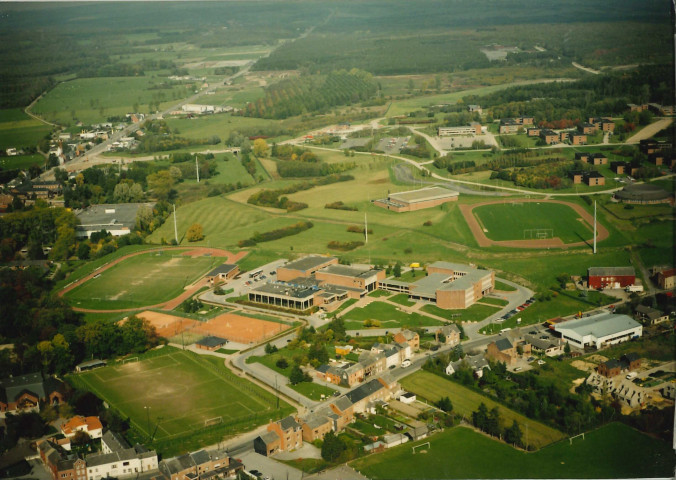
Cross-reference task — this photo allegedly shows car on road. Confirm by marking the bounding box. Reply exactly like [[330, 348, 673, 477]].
[[333, 391, 341, 396], [537, 360, 546, 365], [527, 356, 535, 362]]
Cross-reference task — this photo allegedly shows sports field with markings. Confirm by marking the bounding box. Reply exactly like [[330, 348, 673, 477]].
[[72, 347, 284, 440]]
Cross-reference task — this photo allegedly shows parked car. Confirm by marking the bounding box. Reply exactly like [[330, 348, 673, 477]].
[[537, 360, 546, 365]]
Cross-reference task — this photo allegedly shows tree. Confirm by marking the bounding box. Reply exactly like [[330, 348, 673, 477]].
[[135, 205, 154, 232], [275, 358, 288, 369], [504, 420, 523, 447], [77, 242, 90, 260], [485, 407, 501, 437], [472, 402, 488, 431], [321, 431, 346, 462], [253, 138, 269, 158], [146, 170, 175, 200], [393, 262, 402, 278], [564, 341, 571, 355], [72, 430, 92, 447], [289, 365, 306, 385], [264, 343, 278, 354], [186, 223, 204, 242], [435, 396, 453, 413]]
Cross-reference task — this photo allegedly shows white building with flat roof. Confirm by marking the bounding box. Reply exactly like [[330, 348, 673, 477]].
[[554, 312, 642, 350]]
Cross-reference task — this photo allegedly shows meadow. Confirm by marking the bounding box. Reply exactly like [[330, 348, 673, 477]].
[[69, 347, 292, 454], [472, 202, 592, 243], [63, 251, 223, 310], [341, 302, 444, 329], [0, 154, 45, 171], [0, 109, 52, 150], [351, 423, 675, 479], [400, 371, 565, 449]]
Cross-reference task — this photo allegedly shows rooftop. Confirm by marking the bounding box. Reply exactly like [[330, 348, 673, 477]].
[[251, 282, 318, 299], [588, 266, 636, 277], [196, 336, 227, 348], [615, 183, 671, 202], [320, 264, 381, 279], [388, 187, 458, 205], [207, 264, 238, 276], [554, 312, 641, 339], [75, 203, 154, 231], [283, 255, 336, 273]]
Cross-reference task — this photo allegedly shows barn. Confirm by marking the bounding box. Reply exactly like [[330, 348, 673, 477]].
[[588, 266, 636, 289]]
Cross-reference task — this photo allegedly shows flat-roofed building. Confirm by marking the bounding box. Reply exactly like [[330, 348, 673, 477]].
[[553, 312, 642, 350], [315, 264, 385, 292], [205, 264, 239, 284], [374, 186, 458, 213], [277, 255, 338, 281], [74, 203, 154, 238], [248, 282, 322, 311], [438, 123, 482, 136]]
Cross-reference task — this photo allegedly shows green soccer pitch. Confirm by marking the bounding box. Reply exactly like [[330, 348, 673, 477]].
[[70, 347, 289, 442], [63, 251, 223, 310], [473, 202, 592, 243]]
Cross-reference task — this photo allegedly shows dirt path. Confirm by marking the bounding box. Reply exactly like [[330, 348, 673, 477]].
[[625, 118, 673, 144], [459, 199, 609, 249], [60, 246, 247, 313]]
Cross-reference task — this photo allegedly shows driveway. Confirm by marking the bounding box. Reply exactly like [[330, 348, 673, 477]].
[[239, 451, 304, 480]]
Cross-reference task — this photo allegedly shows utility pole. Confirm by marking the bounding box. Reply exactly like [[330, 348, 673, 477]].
[[173, 204, 178, 244]]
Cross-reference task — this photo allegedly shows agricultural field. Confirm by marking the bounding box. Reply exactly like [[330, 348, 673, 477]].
[[351, 423, 675, 479], [0, 109, 52, 150], [68, 347, 292, 453], [401, 371, 565, 449], [63, 251, 223, 310]]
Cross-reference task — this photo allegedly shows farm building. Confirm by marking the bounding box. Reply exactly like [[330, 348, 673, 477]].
[[656, 268, 675, 289], [553, 312, 642, 350], [588, 266, 636, 289], [438, 123, 482, 136], [380, 261, 494, 309], [613, 183, 672, 205], [373, 186, 458, 212], [74, 203, 154, 238], [205, 264, 239, 284]]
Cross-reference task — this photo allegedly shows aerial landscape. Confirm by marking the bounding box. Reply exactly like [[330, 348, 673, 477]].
[[0, 1, 675, 479]]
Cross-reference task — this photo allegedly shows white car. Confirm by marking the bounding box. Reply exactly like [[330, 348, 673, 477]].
[[537, 360, 546, 366]]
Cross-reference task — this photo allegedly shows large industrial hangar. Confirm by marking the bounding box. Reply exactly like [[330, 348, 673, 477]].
[[553, 312, 642, 350]]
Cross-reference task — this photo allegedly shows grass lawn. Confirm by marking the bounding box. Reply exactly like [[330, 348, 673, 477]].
[[0, 153, 45, 171], [246, 347, 305, 377], [400, 371, 564, 449], [63, 252, 223, 310], [288, 381, 336, 401], [351, 423, 675, 479], [422, 303, 500, 323], [478, 297, 509, 307], [368, 290, 392, 298], [342, 302, 444, 329], [495, 280, 517, 291], [68, 347, 292, 454], [0, 108, 52, 150], [473, 202, 593, 244], [389, 293, 415, 307], [216, 348, 239, 355]]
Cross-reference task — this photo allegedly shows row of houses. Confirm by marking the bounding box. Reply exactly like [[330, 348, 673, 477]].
[[628, 103, 674, 116], [498, 116, 534, 133], [39, 431, 158, 480], [254, 374, 400, 456]]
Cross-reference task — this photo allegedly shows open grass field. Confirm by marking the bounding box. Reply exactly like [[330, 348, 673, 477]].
[[422, 303, 500, 323], [69, 347, 291, 446], [342, 301, 444, 329], [288, 381, 337, 401], [401, 371, 564, 449], [473, 202, 592, 244], [63, 251, 223, 310], [165, 113, 277, 143], [351, 423, 675, 479], [0, 109, 52, 150], [0, 153, 45, 171], [31, 76, 190, 125]]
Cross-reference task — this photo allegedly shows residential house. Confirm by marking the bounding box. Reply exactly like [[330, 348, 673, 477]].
[[38, 441, 87, 480], [266, 416, 303, 451], [598, 358, 621, 378], [86, 431, 158, 480], [61, 416, 103, 440], [345, 375, 399, 414], [0, 372, 66, 417], [585, 171, 605, 186], [445, 354, 490, 378], [328, 396, 355, 430], [253, 432, 282, 457], [393, 330, 419, 351], [159, 448, 241, 480], [486, 337, 530, 366], [634, 305, 669, 325], [524, 334, 564, 357], [656, 268, 675, 289], [300, 412, 333, 442], [435, 324, 461, 346], [589, 117, 615, 132], [359, 351, 387, 379]]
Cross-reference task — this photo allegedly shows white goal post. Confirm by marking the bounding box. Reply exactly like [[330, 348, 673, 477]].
[[205, 416, 223, 427], [523, 228, 553, 239], [412, 442, 430, 454], [569, 433, 585, 445], [122, 357, 139, 364]]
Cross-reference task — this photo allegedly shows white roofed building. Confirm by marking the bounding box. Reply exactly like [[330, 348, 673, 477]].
[[554, 312, 642, 350]]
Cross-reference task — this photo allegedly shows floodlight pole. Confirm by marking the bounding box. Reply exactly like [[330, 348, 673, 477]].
[[173, 204, 178, 244], [593, 201, 597, 254], [195, 155, 200, 182]]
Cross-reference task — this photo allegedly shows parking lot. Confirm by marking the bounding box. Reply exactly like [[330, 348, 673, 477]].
[[375, 136, 410, 154], [200, 259, 288, 304]]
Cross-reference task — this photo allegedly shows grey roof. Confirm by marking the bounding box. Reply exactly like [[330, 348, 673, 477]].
[[495, 338, 513, 351], [251, 282, 317, 299], [588, 266, 636, 277], [190, 450, 211, 466], [196, 336, 227, 348], [622, 353, 641, 363], [283, 255, 336, 273], [207, 264, 238, 276], [455, 354, 490, 371], [332, 396, 353, 412], [603, 359, 621, 369], [0, 372, 48, 402], [388, 187, 458, 205], [320, 264, 381, 279], [635, 305, 663, 319], [102, 430, 130, 452], [555, 312, 641, 339], [258, 431, 280, 444], [439, 324, 460, 335], [525, 334, 560, 351], [316, 364, 330, 374], [278, 415, 301, 431], [615, 183, 671, 202], [303, 413, 331, 429], [346, 378, 384, 404], [76, 359, 106, 369], [75, 203, 154, 232], [410, 273, 451, 296]]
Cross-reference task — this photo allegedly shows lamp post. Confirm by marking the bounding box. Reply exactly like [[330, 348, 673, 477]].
[[144, 406, 151, 440]]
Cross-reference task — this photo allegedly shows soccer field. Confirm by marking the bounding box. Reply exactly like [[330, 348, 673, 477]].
[[63, 252, 223, 310], [71, 347, 288, 442], [473, 202, 592, 243]]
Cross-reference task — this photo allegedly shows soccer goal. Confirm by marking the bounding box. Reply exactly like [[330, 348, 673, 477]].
[[122, 357, 139, 365], [412, 442, 430, 454], [569, 433, 585, 445], [524, 228, 553, 240], [205, 416, 223, 427]]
